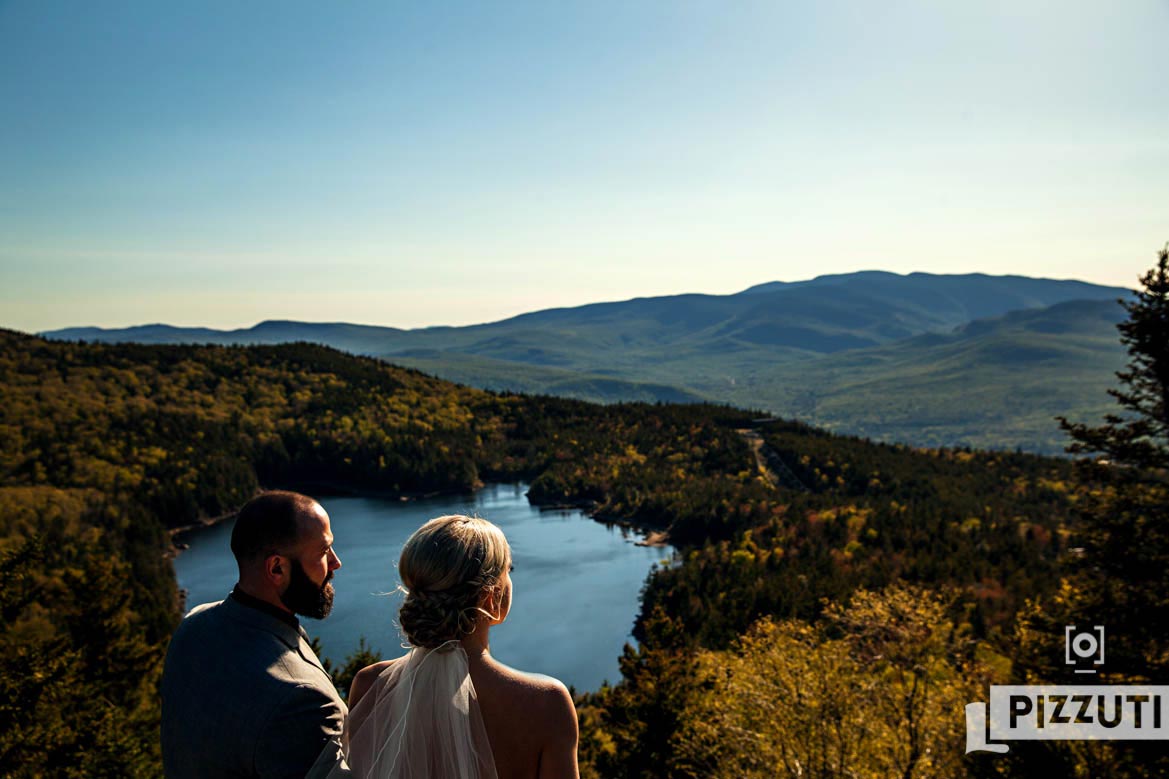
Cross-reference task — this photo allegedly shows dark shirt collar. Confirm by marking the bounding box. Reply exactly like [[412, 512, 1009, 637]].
[[230, 584, 300, 631]]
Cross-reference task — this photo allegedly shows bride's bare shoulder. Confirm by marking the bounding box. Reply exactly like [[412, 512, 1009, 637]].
[[480, 661, 578, 754], [485, 660, 575, 711], [348, 656, 404, 708]]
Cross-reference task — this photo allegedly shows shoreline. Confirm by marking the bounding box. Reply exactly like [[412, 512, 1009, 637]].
[[167, 482, 673, 558], [168, 480, 499, 556], [169, 510, 237, 538]]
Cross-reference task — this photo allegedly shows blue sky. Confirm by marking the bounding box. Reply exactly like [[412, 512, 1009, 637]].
[[2, 0, 1166, 331]]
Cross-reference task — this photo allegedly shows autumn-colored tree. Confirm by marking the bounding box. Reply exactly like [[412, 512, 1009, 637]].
[[672, 586, 997, 779]]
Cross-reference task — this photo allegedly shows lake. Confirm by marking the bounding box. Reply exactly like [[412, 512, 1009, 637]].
[[173, 483, 672, 692]]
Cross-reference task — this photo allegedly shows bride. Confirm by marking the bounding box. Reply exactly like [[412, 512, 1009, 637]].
[[316, 514, 579, 779]]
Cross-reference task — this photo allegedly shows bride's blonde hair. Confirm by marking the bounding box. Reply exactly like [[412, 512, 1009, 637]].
[[397, 515, 512, 649]]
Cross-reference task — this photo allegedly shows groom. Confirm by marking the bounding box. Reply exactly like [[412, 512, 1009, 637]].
[[161, 491, 347, 778]]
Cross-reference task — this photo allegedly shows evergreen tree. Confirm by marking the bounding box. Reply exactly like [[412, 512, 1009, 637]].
[[1012, 244, 1169, 777], [1055, 243, 1169, 678], [1059, 244, 1169, 470], [1047, 245, 1169, 679]]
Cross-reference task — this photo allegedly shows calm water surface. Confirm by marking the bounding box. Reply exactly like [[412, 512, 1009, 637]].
[[173, 484, 671, 691]]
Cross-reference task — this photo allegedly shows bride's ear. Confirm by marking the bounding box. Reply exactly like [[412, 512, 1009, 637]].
[[479, 586, 498, 618]]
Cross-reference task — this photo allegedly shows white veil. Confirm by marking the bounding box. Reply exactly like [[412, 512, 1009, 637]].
[[313, 640, 497, 779]]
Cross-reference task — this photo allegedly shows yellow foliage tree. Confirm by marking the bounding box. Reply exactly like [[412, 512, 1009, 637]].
[[673, 586, 1000, 779]]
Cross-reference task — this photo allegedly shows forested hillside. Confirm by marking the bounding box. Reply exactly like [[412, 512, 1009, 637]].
[[0, 327, 1105, 776], [44, 272, 1131, 453]]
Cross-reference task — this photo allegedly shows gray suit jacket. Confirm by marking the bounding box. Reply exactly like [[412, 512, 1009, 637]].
[[161, 597, 348, 778]]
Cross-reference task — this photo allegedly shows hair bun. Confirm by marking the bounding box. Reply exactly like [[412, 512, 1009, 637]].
[[398, 584, 481, 648], [396, 515, 512, 649]]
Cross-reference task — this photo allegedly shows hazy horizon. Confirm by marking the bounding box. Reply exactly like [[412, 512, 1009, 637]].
[[31, 267, 1135, 335], [3, 1, 1166, 332]]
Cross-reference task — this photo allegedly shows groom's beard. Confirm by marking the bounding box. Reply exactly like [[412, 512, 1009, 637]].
[[280, 559, 335, 619]]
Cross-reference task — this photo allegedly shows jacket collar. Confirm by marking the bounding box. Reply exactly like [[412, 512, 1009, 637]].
[[230, 585, 300, 631], [220, 592, 330, 675]]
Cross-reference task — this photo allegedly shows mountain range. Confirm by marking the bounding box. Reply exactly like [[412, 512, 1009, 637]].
[[44, 271, 1132, 454]]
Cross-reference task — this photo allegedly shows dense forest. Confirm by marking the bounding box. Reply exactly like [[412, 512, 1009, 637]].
[[1, 248, 1165, 779]]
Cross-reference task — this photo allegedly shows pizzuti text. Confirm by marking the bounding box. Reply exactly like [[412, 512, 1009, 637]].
[[1010, 693, 1164, 730]]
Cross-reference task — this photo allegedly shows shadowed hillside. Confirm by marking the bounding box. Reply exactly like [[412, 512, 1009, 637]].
[[715, 298, 1129, 452]]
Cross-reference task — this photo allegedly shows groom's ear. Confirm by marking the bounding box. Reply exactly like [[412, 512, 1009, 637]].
[[264, 553, 288, 584]]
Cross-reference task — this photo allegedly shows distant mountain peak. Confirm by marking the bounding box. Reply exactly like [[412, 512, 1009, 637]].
[[739, 269, 1129, 297]]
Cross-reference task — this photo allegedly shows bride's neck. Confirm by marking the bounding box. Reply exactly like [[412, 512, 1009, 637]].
[[460, 623, 491, 659]]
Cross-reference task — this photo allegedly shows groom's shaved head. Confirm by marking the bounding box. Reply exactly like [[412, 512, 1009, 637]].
[[231, 491, 321, 564]]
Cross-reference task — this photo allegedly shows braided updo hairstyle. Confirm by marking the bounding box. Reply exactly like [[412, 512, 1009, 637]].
[[397, 515, 512, 649]]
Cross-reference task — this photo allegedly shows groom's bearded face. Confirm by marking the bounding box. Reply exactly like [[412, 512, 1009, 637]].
[[280, 557, 335, 619]]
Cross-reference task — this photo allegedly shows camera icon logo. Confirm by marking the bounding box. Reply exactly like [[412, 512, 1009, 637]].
[[1065, 625, 1105, 673]]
